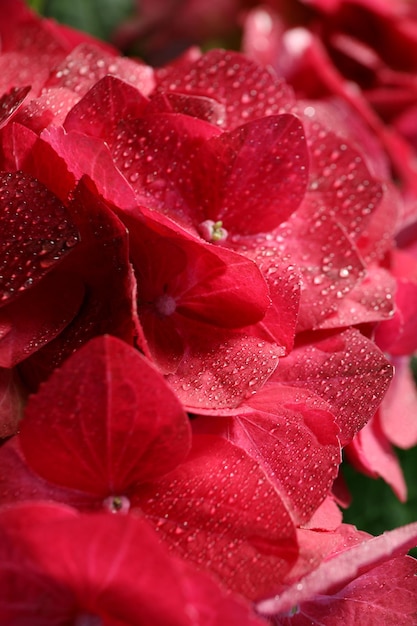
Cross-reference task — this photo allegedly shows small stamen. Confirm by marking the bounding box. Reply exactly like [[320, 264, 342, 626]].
[[198, 219, 228, 243], [155, 293, 177, 316]]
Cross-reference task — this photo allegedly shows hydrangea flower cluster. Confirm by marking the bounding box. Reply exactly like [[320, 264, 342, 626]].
[[1, 0, 417, 623]]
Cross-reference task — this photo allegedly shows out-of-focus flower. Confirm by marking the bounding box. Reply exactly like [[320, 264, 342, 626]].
[[243, 0, 417, 221]]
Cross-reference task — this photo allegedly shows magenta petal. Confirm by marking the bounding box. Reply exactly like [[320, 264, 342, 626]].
[[19, 335, 191, 495], [139, 434, 298, 600]]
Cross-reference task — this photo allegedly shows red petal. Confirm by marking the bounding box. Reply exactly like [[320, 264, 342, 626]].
[[19, 335, 191, 495], [40, 126, 138, 208], [0, 502, 264, 626], [19, 178, 136, 383], [0, 171, 79, 305], [275, 329, 393, 444], [207, 114, 308, 234], [138, 434, 298, 600], [0, 271, 84, 367], [155, 49, 294, 129], [194, 385, 340, 524], [276, 203, 365, 331], [0, 438, 99, 510], [0, 86, 30, 129], [64, 75, 149, 139], [111, 112, 221, 230], [167, 325, 281, 410]]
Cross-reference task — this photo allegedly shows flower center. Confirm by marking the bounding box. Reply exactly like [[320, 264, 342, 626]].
[[155, 293, 177, 316], [198, 219, 228, 243], [103, 495, 131, 514]]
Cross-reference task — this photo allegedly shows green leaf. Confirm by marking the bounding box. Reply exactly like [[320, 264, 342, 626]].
[[343, 446, 417, 558], [32, 0, 134, 42]]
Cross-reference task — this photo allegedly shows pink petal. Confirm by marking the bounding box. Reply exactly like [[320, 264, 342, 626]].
[[274, 556, 417, 625], [317, 265, 395, 328], [379, 356, 417, 449], [45, 43, 155, 97], [257, 522, 417, 616], [376, 276, 417, 355], [19, 335, 191, 495], [14, 87, 80, 133], [346, 414, 407, 501]]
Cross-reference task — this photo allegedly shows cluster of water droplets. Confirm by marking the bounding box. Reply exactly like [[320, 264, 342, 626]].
[[156, 49, 294, 129], [0, 172, 79, 303]]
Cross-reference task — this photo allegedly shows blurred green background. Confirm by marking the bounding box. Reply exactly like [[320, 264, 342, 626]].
[[27, 0, 134, 42], [26, 0, 417, 546]]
